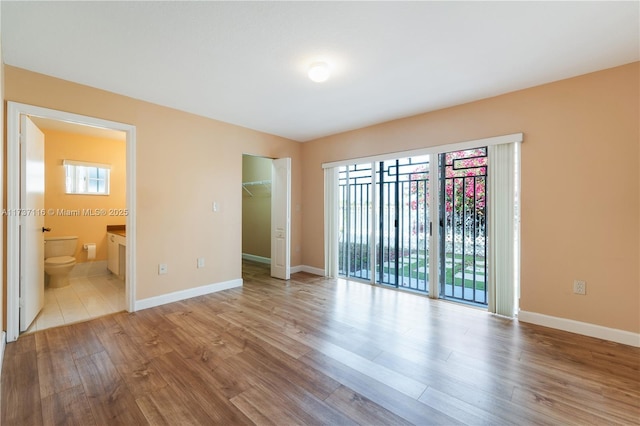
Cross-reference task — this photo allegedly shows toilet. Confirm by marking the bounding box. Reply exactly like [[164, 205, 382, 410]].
[[44, 236, 78, 288]]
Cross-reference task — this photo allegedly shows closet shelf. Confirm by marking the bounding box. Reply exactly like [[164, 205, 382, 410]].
[[242, 180, 271, 197]]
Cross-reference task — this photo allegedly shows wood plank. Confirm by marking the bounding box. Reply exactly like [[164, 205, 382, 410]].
[[510, 385, 629, 425], [135, 384, 217, 425], [35, 327, 83, 398], [133, 396, 171, 426], [325, 385, 413, 426], [207, 356, 255, 399], [409, 357, 554, 425], [300, 349, 464, 425], [149, 351, 253, 424], [132, 303, 182, 334], [231, 381, 357, 426], [75, 350, 149, 425], [1, 344, 44, 425], [6, 332, 37, 355], [163, 304, 245, 358], [113, 312, 173, 360], [222, 351, 355, 425], [237, 340, 341, 400], [65, 320, 105, 361], [41, 384, 96, 426], [517, 346, 638, 396], [217, 310, 312, 359], [525, 382, 639, 425], [90, 314, 168, 398], [373, 350, 516, 401], [161, 326, 229, 373], [229, 392, 278, 426], [418, 386, 514, 425]]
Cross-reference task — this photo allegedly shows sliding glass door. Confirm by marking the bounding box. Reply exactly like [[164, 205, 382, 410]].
[[338, 163, 373, 280], [328, 133, 521, 315], [439, 148, 488, 304], [337, 148, 490, 306], [339, 155, 435, 295], [376, 156, 432, 292]]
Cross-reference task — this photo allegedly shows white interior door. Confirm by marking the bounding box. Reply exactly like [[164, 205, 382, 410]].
[[20, 116, 46, 332], [271, 157, 291, 280]]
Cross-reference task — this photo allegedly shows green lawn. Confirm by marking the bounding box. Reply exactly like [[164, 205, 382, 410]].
[[381, 252, 485, 290]]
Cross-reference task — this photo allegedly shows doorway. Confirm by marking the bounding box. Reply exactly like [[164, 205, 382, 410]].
[[439, 147, 488, 304], [242, 155, 273, 265], [338, 155, 438, 295], [6, 102, 137, 342], [328, 133, 522, 317], [337, 149, 489, 306], [241, 154, 291, 280], [28, 117, 127, 333]]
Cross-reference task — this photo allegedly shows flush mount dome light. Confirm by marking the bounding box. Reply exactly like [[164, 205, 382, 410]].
[[308, 61, 330, 83]]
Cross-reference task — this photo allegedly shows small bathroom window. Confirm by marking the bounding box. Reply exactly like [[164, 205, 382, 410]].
[[64, 160, 111, 195]]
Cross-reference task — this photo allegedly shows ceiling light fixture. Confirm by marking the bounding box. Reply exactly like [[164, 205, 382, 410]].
[[308, 61, 331, 83]]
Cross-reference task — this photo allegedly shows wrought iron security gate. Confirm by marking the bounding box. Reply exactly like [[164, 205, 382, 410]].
[[338, 163, 372, 280], [376, 156, 431, 292], [338, 156, 431, 292], [439, 148, 488, 304], [338, 148, 489, 306]]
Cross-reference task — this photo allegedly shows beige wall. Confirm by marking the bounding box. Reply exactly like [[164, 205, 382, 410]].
[[301, 62, 640, 334], [0, 6, 4, 333], [242, 155, 272, 259], [4, 66, 302, 302], [43, 128, 126, 262]]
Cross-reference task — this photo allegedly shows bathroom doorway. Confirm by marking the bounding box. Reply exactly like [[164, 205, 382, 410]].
[[31, 117, 126, 334], [6, 102, 137, 342]]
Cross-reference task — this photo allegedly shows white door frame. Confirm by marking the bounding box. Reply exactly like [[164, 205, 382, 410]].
[[6, 102, 137, 342], [270, 157, 291, 280], [241, 153, 291, 276]]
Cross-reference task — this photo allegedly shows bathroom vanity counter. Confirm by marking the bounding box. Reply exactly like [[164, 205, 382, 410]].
[[107, 224, 126, 238], [107, 225, 126, 278]]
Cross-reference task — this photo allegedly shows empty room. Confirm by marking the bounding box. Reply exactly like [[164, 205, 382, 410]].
[[0, 2, 638, 425]]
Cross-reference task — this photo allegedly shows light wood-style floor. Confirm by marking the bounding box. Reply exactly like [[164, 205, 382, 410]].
[[2, 260, 639, 425]]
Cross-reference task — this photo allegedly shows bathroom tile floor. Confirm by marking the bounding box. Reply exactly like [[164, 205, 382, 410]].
[[24, 273, 126, 334]]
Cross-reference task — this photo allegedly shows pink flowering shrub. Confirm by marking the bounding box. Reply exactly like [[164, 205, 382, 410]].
[[409, 148, 487, 216]]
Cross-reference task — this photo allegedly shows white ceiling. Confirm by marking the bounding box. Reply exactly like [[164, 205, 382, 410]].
[[2, 1, 638, 142], [30, 116, 126, 141]]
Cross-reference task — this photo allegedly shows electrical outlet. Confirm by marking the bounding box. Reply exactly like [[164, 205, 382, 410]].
[[197, 258, 205, 268], [158, 263, 168, 275], [573, 280, 586, 295]]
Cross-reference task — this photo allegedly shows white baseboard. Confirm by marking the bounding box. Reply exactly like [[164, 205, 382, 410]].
[[135, 278, 242, 311], [518, 310, 640, 347], [290, 265, 302, 274], [242, 253, 271, 264], [292, 265, 325, 276]]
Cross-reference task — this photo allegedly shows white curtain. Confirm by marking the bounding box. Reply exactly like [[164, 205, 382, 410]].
[[324, 167, 339, 278], [487, 143, 519, 317]]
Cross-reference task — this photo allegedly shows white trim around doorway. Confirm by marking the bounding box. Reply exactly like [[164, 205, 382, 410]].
[[5, 102, 137, 342]]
